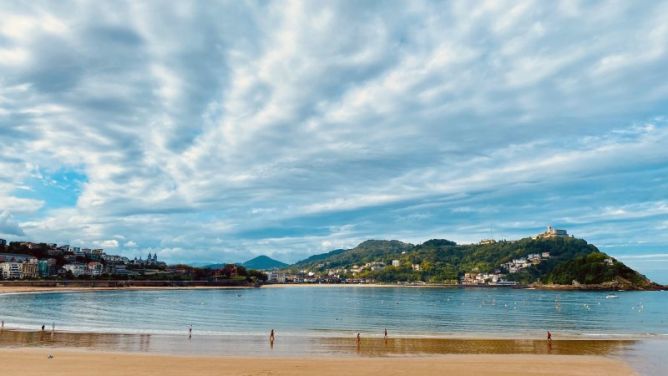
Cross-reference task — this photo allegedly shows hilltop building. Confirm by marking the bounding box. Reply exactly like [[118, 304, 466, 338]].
[[533, 225, 569, 239]]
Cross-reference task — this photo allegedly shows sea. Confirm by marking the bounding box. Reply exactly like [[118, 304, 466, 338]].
[[0, 286, 665, 338]]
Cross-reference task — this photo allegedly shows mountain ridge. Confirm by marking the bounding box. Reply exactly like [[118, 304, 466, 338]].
[[286, 236, 658, 290]]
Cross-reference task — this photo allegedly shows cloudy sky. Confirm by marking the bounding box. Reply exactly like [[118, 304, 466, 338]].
[[1, 1, 667, 282]]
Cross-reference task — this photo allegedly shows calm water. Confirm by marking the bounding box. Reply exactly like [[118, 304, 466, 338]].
[[0, 287, 666, 338]]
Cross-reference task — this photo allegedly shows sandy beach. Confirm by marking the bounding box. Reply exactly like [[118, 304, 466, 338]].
[[0, 348, 637, 376]]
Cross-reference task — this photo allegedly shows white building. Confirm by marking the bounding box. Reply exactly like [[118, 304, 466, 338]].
[[266, 271, 287, 283], [62, 264, 87, 277], [391, 260, 400, 267], [533, 225, 568, 239], [0, 262, 22, 279]]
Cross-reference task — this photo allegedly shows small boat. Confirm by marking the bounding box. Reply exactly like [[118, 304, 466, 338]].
[[606, 294, 618, 299]]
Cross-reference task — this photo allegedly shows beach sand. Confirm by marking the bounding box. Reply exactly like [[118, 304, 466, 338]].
[[0, 348, 637, 376]]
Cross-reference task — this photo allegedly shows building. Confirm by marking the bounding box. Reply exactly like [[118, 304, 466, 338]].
[[90, 249, 104, 260], [0, 253, 33, 263], [391, 259, 400, 267], [411, 264, 421, 271], [21, 260, 39, 279], [266, 271, 287, 283], [146, 252, 159, 265], [479, 239, 496, 245], [533, 225, 568, 239], [0, 239, 6, 247], [87, 262, 103, 276], [62, 264, 87, 277], [0, 262, 22, 279], [38, 259, 57, 277], [107, 264, 129, 275]]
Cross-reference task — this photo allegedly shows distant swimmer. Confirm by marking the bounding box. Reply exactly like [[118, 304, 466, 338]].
[[547, 331, 552, 342]]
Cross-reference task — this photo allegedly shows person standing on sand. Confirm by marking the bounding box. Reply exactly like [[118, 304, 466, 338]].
[[188, 324, 192, 338], [41, 324, 45, 331], [547, 331, 552, 342], [356, 332, 361, 344], [384, 328, 387, 339], [269, 329, 275, 344]]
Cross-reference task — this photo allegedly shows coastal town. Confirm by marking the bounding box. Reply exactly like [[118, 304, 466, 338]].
[[0, 239, 250, 281], [0, 226, 618, 288]]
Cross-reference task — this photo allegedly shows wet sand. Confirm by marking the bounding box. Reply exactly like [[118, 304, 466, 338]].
[[0, 329, 640, 357], [1, 329, 662, 374], [0, 348, 636, 376]]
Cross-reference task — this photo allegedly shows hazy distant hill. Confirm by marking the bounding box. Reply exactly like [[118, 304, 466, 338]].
[[287, 237, 656, 290], [242, 255, 288, 270]]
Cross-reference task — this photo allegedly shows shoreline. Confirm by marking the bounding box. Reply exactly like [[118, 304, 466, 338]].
[[0, 328, 649, 354], [1, 283, 663, 295], [0, 285, 255, 295], [0, 348, 638, 376], [0, 327, 662, 342]]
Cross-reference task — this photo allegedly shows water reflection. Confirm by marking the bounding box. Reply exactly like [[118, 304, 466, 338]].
[[0, 330, 637, 358]]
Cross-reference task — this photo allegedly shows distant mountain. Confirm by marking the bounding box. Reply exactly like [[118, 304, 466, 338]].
[[242, 255, 288, 270], [285, 237, 657, 290]]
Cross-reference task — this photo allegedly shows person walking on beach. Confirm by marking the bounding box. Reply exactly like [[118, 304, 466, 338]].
[[41, 324, 45, 331], [269, 329, 275, 344], [384, 328, 388, 339], [51, 322, 55, 332], [188, 324, 192, 339], [1, 320, 4, 330], [547, 330, 552, 343], [356, 332, 361, 345]]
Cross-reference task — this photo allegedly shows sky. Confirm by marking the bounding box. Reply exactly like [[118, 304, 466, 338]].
[[0, 1, 667, 283]]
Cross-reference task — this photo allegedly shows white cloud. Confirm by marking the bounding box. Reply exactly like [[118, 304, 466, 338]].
[[0, 1, 667, 269], [0, 210, 25, 236]]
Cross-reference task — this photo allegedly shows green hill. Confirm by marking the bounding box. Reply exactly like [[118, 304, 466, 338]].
[[292, 240, 413, 270], [287, 237, 656, 290], [242, 255, 288, 270]]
